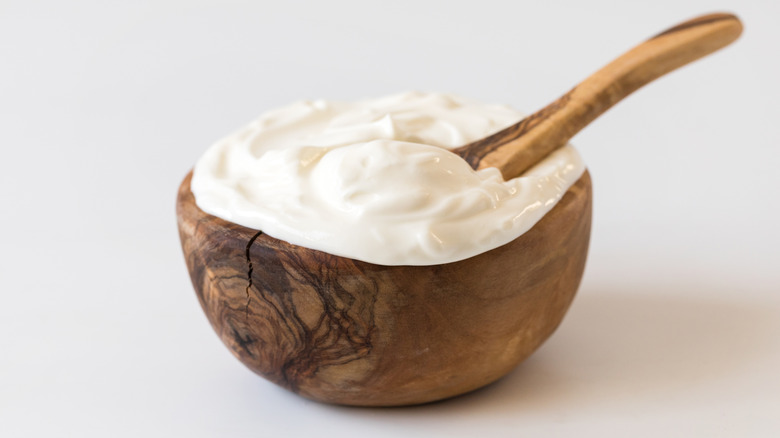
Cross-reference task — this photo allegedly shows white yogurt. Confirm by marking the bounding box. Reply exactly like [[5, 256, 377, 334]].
[[191, 91, 585, 266]]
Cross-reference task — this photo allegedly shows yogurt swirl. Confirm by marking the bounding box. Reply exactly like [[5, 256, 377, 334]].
[[191, 91, 585, 266]]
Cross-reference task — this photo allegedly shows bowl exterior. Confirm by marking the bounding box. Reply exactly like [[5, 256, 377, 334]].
[[177, 171, 592, 406]]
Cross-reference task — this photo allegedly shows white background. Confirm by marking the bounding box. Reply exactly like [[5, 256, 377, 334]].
[[1, 0, 779, 436]]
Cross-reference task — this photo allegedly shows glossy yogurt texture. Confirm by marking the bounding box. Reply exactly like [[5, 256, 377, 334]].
[[191, 91, 585, 266]]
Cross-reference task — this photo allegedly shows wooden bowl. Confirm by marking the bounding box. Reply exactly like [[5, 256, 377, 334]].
[[176, 170, 592, 406]]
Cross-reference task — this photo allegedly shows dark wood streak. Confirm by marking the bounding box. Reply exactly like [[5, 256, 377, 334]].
[[455, 89, 575, 170], [651, 13, 735, 39], [229, 322, 257, 359], [268, 248, 377, 388]]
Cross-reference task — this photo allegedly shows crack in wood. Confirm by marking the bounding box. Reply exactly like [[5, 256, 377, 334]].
[[244, 230, 264, 323]]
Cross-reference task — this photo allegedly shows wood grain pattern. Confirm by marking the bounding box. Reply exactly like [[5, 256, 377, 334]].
[[453, 12, 742, 180], [458, 89, 575, 170], [177, 170, 592, 406]]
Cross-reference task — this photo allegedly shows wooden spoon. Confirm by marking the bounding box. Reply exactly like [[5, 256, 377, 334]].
[[453, 12, 743, 180]]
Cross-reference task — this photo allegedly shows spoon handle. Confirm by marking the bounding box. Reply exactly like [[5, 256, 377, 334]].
[[454, 13, 743, 179]]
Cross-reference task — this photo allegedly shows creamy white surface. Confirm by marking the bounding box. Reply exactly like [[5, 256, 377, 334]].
[[191, 92, 585, 265]]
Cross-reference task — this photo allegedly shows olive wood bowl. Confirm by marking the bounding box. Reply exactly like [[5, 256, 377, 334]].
[[176, 170, 592, 406]]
